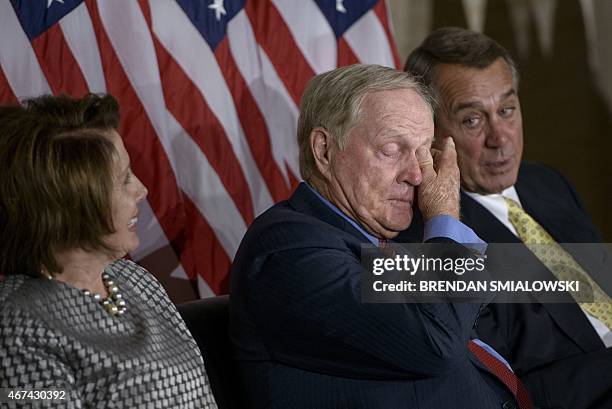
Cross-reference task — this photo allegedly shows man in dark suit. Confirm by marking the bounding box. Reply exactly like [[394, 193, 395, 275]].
[[230, 64, 527, 408], [402, 27, 612, 408]]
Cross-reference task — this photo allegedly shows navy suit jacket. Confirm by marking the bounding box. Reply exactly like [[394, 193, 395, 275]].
[[229, 183, 517, 409], [400, 162, 612, 409]]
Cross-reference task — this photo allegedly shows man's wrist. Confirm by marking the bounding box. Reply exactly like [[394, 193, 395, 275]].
[[422, 210, 460, 222], [423, 215, 487, 254]]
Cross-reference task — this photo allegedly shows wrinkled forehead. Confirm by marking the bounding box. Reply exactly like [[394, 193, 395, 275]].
[[359, 87, 433, 115], [358, 89, 434, 128], [353, 89, 434, 145], [432, 60, 517, 110]]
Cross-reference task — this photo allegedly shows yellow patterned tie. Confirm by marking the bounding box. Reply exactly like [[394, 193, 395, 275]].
[[505, 197, 612, 328]]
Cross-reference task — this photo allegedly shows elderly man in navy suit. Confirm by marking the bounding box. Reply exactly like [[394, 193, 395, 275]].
[[401, 27, 612, 409], [229, 64, 530, 408]]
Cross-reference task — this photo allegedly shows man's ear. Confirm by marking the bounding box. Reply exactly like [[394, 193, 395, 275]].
[[310, 127, 334, 180]]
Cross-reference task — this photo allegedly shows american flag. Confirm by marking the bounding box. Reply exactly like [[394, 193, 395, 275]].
[[0, 0, 400, 301]]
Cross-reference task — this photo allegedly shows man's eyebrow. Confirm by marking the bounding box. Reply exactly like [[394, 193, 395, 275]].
[[454, 100, 483, 113], [453, 88, 517, 113], [499, 88, 517, 100]]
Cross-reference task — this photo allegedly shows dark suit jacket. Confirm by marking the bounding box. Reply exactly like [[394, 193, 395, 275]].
[[229, 183, 517, 409], [402, 162, 612, 409]]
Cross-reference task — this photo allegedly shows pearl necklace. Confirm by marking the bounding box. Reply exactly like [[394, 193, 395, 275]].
[[83, 272, 127, 316], [44, 271, 127, 316]]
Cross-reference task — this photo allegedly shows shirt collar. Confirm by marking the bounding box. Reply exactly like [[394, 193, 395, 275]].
[[305, 183, 379, 245]]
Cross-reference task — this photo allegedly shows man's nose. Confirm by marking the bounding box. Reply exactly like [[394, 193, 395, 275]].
[[398, 152, 422, 186], [485, 118, 508, 148]]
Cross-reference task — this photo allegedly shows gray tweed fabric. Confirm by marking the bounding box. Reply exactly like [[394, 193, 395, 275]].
[[0, 258, 217, 408]]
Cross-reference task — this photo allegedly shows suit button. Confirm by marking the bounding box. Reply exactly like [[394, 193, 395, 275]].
[[502, 401, 516, 409]]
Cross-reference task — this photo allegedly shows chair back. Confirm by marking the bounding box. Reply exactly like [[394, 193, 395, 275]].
[[178, 295, 240, 409]]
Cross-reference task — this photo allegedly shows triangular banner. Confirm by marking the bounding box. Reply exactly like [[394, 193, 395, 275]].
[[506, 0, 531, 59], [386, 0, 434, 65], [530, 0, 557, 57], [579, 0, 612, 116], [462, 0, 488, 32]]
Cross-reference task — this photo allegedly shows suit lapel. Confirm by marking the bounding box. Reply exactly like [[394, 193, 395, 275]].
[[460, 188, 604, 352], [515, 173, 582, 243], [460, 193, 521, 244], [514, 174, 607, 352]]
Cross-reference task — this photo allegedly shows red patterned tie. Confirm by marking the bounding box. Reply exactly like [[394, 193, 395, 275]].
[[468, 340, 533, 409]]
